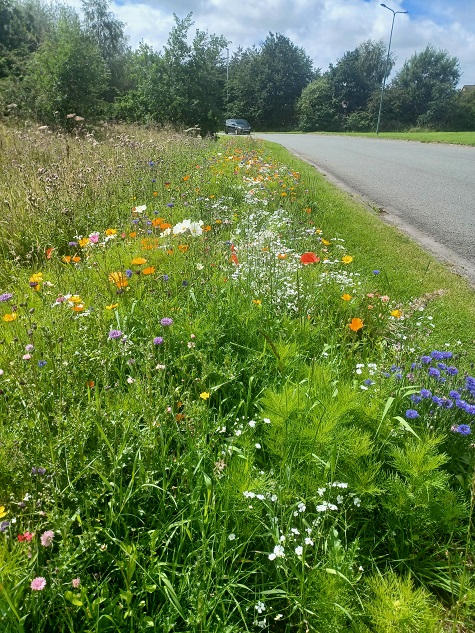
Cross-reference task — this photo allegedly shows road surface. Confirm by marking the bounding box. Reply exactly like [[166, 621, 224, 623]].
[[254, 133, 475, 285]]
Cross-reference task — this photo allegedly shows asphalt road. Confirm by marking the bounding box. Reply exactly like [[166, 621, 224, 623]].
[[254, 133, 475, 285]]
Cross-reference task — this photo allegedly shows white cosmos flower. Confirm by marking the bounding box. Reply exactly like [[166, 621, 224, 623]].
[[189, 221, 203, 236]]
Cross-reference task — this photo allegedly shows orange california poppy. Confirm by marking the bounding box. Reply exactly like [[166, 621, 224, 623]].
[[46, 247, 55, 259], [62, 255, 72, 263], [72, 256, 81, 263], [300, 252, 320, 265], [142, 266, 155, 275], [108, 272, 128, 288], [131, 257, 147, 265], [129, 231, 137, 238], [160, 223, 172, 231], [231, 253, 239, 265], [278, 254, 287, 260], [178, 244, 189, 253], [348, 318, 364, 332]]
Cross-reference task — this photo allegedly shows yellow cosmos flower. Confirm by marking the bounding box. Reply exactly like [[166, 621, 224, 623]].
[[131, 257, 147, 265], [200, 392, 210, 400], [342, 255, 353, 264], [3, 313, 17, 322]]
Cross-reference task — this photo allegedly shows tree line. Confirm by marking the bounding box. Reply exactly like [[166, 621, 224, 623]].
[[1, 0, 474, 133]]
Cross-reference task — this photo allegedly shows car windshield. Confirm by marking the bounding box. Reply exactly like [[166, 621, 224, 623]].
[[233, 119, 250, 126]]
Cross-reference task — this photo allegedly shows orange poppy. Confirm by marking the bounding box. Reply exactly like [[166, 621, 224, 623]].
[[62, 256, 72, 263], [131, 257, 147, 265], [178, 244, 189, 253], [86, 380, 95, 388], [160, 223, 172, 230], [182, 175, 190, 181], [348, 318, 364, 332], [129, 231, 137, 238], [142, 266, 155, 275], [300, 252, 320, 265], [46, 247, 55, 259], [231, 253, 239, 265], [203, 225, 212, 232], [72, 256, 81, 263]]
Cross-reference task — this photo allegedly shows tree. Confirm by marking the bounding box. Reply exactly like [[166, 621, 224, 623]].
[[24, 10, 109, 124], [297, 76, 341, 131], [82, 0, 129, 102], [386, 45, 461, 128], [228, 33, 314, 130], [327, 39, 392, 120]]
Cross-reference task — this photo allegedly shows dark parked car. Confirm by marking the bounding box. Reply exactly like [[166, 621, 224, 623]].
[[225, 118, 251, 135]]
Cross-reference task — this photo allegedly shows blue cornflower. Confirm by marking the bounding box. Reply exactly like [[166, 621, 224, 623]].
[[430, 351, 445, 360], [125, 269, 133, 278], [432, 396, 444, 406], [428, 368, 440, 379], [163, 275, 169, 282], [420, 356, 432, 364], [372, 270, 380, 275], [420, 389, 432, 398], [405, 409, 420, 419], [449, 390, 461, 399], [464, 404, 475, 415], [437, 363, 447, 371], [456, 399, 468, 409], [442, 399, 454, 409], [454, 424, 471, 436], [38, 360, 47, 367], [363, 379, 374, 386], [167, 203, 174, 208], [411, 395, 422, 404], [446, 366, 459, 376]]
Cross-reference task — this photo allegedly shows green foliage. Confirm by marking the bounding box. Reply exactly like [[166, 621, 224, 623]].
[[297, 76, 341, 131], [364, 572, 443, 633], [228, 32, 314, 130], [23, 10, 109, 123]]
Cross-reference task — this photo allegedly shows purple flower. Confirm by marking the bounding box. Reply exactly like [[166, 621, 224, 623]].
[[430, 351, 445, 360], [40, 530, 54, 547], [38, 360, 47, 367], [432, 396, 444, 406], [464, 404, 475, 415], [125, 269, 133, 278], [411, 395, 422, 403], [167, 203, 174, 208], [31, 577, 46, 591], [428, 368, 440, 379], [449, 390, 461, 399], [153, 337, 164, 345], [108, 330, 123, 340], [0, 521, 10, 532], [420, 356, 432, 364], [405, 409, 420, 419], [363, 378, 374, 386], [447, 366, 459, 376], [160, 318, 173, 327], [163, 275, 169, 282], [25, 344, 34, 352], [454, 424, 471, 436], [0, 293, 13, 302], [372, 270, 380, 275], [68, 241, 78, 247]]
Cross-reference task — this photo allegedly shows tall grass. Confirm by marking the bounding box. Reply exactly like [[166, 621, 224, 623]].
[[0, 122, 475, 632]]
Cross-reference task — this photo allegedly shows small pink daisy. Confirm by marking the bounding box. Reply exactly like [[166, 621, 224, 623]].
[[71, 577, 81, 588], [31, 577, 46, 591]]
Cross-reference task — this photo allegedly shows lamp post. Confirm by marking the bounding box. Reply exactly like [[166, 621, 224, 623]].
[[226, 47, 230, 113], [376, 3, 408, 134]]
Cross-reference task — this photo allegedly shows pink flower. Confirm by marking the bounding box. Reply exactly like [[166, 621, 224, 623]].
[[71, 577, 81, 588], [40, 530, 54, 547], [31, 577, 46, 591], [89, 232, 100, 244]]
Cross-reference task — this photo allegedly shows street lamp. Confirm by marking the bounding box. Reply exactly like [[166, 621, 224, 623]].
[[376, 3, 408, 134]]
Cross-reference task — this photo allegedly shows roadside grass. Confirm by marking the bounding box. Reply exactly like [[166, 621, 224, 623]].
[[314, 131, 475, 146], [1, 124, 475, 632]]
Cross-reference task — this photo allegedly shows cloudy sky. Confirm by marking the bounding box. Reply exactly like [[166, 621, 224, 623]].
[[74, 0, 475, 85]]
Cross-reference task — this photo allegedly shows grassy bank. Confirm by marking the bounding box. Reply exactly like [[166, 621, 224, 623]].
[[1, 123, 475, 632], [320, 131, 475, 146]]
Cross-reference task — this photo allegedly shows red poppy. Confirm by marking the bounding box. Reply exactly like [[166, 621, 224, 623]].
[[300, 252, 320, 265]]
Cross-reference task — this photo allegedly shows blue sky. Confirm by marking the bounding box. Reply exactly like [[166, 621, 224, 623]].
[[71, 0, 475, 85]]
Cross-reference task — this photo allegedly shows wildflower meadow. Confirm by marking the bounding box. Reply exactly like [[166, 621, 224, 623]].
[[1, 123, 475, 632]]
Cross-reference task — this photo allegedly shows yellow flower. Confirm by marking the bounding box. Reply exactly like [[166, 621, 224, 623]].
[[321, 239, 331, 246], [30, 272, 43, 283], [200, 392, 210, 400], [105, 228, 117, 236], [0, 505, 7, 518], [341, 294, 352, 301], [69, 295, 83, 303], [342, 255, 353, 264], [79, 237, 90, 248], [105, 303, 119, 310], [131, 257, 147, 265], [3, 313, 17, 322], [178, 244, 189, 253], [391, 309, 403, 318], [252, 299, 262, 305], [108, 272, 128, 288]]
